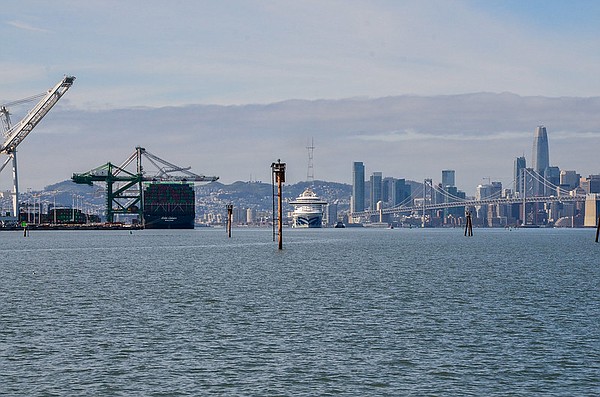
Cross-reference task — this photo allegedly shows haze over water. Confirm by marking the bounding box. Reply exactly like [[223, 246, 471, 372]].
[[1, 228, 599, 395]]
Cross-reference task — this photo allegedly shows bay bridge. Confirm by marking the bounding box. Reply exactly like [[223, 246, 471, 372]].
[[351, 168, 588, 225]]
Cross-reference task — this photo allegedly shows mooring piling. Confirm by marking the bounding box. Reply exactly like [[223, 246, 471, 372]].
[[271, 160, 286, 250], [226, 204, 233, 238], [464, 211, 473, 237]]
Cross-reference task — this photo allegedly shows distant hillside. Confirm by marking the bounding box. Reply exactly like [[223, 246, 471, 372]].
[[1, 179, 423, 217], [10, 179, 353, 212], [196, 180, 353, 214]]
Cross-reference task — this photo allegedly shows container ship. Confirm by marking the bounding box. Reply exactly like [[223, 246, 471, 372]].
[[143, 183, 195, 229], [289, 187, 327, 228]]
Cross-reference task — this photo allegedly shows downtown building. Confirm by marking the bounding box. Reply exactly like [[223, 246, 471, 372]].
[[350, 162, 413, 225], [516, 126, 587, 226], [351, 162, 365, 213]]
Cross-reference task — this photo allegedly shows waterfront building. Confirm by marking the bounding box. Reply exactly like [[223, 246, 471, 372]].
[[370, 172, 383, 211], [233, 207, 246, 224], [352, 162, 365, 213], [246, 208, 255, 224], [442, 170, 455, 188]]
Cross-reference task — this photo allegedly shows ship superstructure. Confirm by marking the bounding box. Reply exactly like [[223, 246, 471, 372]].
[[289, 187, 327, 228]]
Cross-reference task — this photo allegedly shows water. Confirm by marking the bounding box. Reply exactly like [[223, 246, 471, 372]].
[[1, 227, 599, 396]]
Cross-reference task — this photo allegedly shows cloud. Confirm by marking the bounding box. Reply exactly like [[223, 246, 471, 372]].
[[6, 20, 51, 33], [353, 129, 527, 142], [353, 129, 600, 143], [3, 1, 600, 108], [5, 92, 600, 195]]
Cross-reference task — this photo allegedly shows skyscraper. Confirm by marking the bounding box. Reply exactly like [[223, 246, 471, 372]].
[[560, 170, 580, 190], [382, 177, 396, 204], [352, 162, 365, 212], [514, 156, 526, 194], [532, 126, 550, 174], [391, 178, 411, 207], [370, 172, 383, 210], [441, 170, 455, 187], [544, 166, 560, 195]]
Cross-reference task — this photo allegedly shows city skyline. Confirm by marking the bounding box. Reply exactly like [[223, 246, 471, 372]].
[[351, 124, 595, 210]]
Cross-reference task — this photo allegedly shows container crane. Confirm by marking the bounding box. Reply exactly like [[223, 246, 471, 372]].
[[0, 76, 75, 218], [72, 146, 218, 223]]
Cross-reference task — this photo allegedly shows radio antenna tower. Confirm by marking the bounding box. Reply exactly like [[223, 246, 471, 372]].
[[306, 137, 315, 184]]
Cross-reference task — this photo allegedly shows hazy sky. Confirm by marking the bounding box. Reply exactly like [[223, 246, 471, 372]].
[[3, 0, 600, 106], [1, 1, 600, 193]]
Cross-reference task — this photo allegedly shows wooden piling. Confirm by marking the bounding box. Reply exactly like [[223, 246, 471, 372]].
[[595, 216, 600, 243], [271, 160, 286, 250], [464, 211, 473, 237], [226, 204, 233, 238]]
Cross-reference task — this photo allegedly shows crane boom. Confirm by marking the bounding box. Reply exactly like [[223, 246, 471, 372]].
[[1, 75, 75, 154]]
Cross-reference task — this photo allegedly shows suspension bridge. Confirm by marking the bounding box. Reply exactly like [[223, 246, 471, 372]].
[[352, 168, 587, 220]]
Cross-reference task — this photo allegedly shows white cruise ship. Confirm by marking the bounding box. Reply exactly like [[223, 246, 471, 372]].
[[289, 188, 327, 228]]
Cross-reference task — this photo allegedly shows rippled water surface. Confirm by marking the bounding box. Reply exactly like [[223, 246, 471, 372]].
[[1, 228, 599, 395]]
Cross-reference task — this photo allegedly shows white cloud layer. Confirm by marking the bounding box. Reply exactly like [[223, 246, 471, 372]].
[[1, 93, 599, 196]]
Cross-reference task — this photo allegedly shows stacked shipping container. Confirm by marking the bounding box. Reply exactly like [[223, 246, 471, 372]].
[[143, 183, 195, 229]]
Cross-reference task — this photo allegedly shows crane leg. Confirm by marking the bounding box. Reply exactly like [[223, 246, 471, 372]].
[[11, 151, 19, 218]]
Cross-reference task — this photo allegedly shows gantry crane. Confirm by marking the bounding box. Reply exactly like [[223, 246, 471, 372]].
[[72, 146, 218, 223], [0, 76, 75, 217]]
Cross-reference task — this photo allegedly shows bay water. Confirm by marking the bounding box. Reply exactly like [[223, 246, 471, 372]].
[[1, 227, 598, 396]]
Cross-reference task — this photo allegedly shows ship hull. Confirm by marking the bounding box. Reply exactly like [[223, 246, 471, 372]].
[[143, 214, 195, 229], [292, 213, 323, 228]]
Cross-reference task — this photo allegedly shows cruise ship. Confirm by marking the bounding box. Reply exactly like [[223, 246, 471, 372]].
[[289, 188, 327, 228]]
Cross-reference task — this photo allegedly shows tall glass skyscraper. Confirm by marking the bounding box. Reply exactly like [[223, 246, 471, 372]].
[[392, 179, 412, 207], [441, 170, 455, 187], [352, 162, 365, 212], [532, 126, 550, 174], [514, 156, 526, 194], [370, 172, 383, 210]]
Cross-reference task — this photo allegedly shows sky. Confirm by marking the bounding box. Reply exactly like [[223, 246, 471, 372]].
[[1, 1, 600, 194]]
